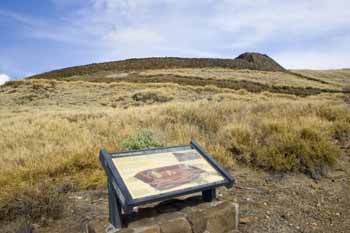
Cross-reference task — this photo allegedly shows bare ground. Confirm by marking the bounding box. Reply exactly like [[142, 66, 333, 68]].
[[226, 152, 350, 233]]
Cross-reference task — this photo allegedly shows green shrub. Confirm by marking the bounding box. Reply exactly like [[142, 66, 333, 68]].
[[121, 130, 162, 150]]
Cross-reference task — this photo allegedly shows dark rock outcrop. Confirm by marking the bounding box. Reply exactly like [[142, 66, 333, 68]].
[[236, 52, 285, 72]]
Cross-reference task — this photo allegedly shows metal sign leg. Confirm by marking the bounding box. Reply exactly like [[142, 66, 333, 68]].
[[202, 188, 216, 202], [108, 180, 123, 229]]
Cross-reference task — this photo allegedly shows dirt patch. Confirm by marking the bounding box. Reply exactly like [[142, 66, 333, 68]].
[[224, 154, 350, 233]]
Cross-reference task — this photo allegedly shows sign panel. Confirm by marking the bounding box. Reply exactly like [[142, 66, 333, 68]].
[[100, 140, 235, 229], [112, 149, 225, 199]]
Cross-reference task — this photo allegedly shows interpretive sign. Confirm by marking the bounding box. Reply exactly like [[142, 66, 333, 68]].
[[100, 140, 235, 229]]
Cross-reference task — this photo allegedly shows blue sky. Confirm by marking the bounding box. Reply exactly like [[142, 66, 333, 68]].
[[0, 0, 350, 83]]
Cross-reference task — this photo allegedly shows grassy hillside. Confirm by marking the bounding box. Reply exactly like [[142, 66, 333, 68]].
[[27, 53, 285, 80], [0, 59, 350, 230], [293, 69, 350, 87], [24, 68, 347, 97], [23, 53, 350, 97]]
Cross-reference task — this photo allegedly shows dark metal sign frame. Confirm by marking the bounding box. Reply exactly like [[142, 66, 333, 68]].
[[99, 140, 235, 229]]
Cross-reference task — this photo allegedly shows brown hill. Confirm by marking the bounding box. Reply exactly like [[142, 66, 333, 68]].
[[236, 52, 285, 71], [27, 53, 286, 80]]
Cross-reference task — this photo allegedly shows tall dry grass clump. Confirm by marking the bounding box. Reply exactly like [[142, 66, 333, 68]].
[[221, 117, 340, 176], [155, 100, 346, 176], [0, 100, 347, 188]]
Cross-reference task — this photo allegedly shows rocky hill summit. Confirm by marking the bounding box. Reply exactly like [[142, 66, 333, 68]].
[[28, 52, 285, 80], [236, 52, 285, 72]]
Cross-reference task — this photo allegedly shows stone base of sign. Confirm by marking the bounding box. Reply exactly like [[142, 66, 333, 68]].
[[81, 196, 239, 233]]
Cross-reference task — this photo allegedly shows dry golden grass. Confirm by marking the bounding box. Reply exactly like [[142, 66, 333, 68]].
[[140, 68, 340, 90], [0, 79, 244, 110], [0, 73, 349, 222], [293, 69, 350, 87]]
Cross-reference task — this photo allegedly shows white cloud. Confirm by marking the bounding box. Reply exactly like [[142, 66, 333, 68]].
[[106, 28, 164, 44], [0, 74, 11, 85], [2, 0, 350, 70], [212, 0, 350, 48], [54, 0, 350, 54]]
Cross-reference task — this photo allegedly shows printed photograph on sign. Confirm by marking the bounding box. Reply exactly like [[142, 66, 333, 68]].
[[112, 149, 225, 199], [135, 164, 205, 190]]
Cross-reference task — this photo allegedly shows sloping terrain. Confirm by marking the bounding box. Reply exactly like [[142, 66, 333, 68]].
[[42, 67, 345, 97], [27, 53, 286, 80], [293, 69, 350, 88], [236, 52, 285, 71], [24, 53, 350, 97], [1, 53, 350, 233]]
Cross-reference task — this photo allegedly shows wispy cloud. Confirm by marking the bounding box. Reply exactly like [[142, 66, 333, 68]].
[[0, 9, 43, 26], [213, 0, 350, 41], [49, 0, 350, 64], [1, 0, 350, 74]]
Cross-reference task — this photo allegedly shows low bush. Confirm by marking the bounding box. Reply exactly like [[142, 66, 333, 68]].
[[132, 91, 173, 104], [121, 129, 163, 150]]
